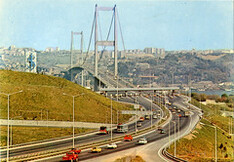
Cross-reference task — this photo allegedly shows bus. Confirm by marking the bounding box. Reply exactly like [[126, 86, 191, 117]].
[[117, 124, 128, 133]]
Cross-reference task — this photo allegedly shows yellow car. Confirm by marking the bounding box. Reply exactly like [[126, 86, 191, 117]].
[[91, 146, 102, 153]]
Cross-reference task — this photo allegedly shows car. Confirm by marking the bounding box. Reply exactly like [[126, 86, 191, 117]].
[[137, 122, 142, 127], [139, 117, 144, 122], [124, 135, 133, 141], [177, 109, 181, 113], [160, 129, 166, 134], [91, 146, 102, 153], [153, 115, 157, 119], [137, 137, 147, 144], [145, 115, 150, 120], [62, 151, 78, 161], [107, 143, 117, 149], [71, 148, 81, 154], [158, 126, 163, 131], [99, 126, 109, 134]]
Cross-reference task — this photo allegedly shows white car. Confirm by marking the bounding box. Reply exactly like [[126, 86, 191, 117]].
[[153, 115, 157, 119], [107, 143, 117, 149], [137, 122, 142, 127], [137, 138, 147, 144]]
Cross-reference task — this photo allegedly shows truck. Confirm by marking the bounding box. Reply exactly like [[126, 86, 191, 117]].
[[117, 123, 128, 133], [99, 126, 109, 134], [62, 151, 78, 161]]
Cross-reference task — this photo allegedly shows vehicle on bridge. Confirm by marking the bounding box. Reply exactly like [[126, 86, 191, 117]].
[[124, 135, 133, 141], [62, 151, 79, 161], [91, 146, 102, 153], [117, 123, 128, 133], [99, 126, 109, 134]]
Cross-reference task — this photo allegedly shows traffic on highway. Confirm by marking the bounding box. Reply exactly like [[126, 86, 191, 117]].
[[1, 93, 196, 162]]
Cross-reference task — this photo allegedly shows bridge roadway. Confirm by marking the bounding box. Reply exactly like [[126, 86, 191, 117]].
[[0, 95, 162, 159], [76, 65, 134, 88], [100, 87, 180, 92]]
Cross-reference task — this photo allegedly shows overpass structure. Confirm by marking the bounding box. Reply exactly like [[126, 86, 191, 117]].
[[100, 87, 180, 93]]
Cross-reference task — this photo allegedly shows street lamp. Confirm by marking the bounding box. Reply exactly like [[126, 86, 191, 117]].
[[150, 94, 153, 129], [200, 122, 217, 162], [110, 94, 113, 141], [63, 93, 85, 148], [10, 116, 22, 146], [0, 90, 23, 162], [135, 96, 138, 134], [172, 121, 177, 157]]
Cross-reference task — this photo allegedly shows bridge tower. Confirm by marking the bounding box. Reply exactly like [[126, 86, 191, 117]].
[[94, 4, 118, 78], [70, 31, 84, 84]]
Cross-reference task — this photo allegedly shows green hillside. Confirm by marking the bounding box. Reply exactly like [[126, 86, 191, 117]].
[[0, 70, 132, 123]]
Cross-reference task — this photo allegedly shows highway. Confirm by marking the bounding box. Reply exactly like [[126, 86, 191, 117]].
[[1, 94, 200, 162], [36, 95, 194, 162], [82, 95, 202, 162], [0, 96, 162, 159]]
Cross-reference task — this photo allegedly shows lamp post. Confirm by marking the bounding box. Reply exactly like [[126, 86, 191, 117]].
[[150, 94, 153, 129], [135, 96, 138, 133], [172, 121, 177, 157], [176, 114, 180, 143], [0, 90, 23, 162], [10, 116, 22, 146], [110, 94, 113, 141], [63, 93, 85, 148], [169, 121, 171, 148], [200, 122, 217, 162]]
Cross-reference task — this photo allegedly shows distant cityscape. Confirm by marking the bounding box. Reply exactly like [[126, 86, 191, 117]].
[[0, 45, 233, 92]]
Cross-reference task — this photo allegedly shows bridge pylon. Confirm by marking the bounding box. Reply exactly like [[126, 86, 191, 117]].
[[94, 4, 118, 78]]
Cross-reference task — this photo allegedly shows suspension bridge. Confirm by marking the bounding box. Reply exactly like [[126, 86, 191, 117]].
[[65, 4, 179, 92]]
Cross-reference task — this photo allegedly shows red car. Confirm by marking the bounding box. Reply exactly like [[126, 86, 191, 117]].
[[99, 126, 109, 134], [62, 151, 78, 161], [71, 148, 81, 154], [139, 117, 144, 122], [124, 135, 133, 141]]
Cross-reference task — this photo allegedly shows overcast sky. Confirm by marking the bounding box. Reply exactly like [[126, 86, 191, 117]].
[[0, 0, 233, 51]]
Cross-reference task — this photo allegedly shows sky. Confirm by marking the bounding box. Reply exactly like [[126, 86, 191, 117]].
[[0, 0, 233, 51]]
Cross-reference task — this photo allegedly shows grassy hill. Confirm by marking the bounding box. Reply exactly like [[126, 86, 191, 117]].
[[167, 96, 234, 161], [0, 70, 132, 123]]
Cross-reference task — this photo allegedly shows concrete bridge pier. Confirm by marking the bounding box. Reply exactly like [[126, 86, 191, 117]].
[[94, 77, 106, 91]]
